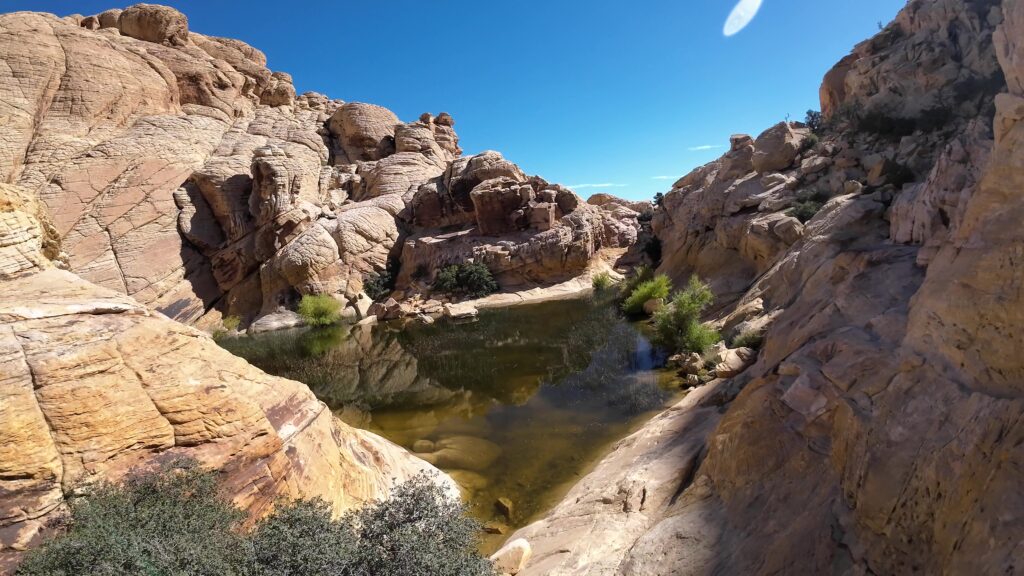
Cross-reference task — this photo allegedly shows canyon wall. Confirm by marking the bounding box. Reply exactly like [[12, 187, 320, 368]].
[[511, 0, 1024, 573]]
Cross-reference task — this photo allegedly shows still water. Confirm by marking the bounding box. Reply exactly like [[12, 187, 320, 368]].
[[220, 296, 681, 550]]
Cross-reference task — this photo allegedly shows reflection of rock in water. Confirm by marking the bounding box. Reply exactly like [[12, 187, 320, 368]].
[[222, 324, 472, 411], [400, 297, 624, 403]]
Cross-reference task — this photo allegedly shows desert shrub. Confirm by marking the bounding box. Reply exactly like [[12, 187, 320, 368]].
[[789, 200, 824, 223], [622, 274, 672, 316], [297, 294, 342, 326], [731, 330, 765, 350], [347, 474, 495, 576], [800, 133, 820, 153], [653, 192, 665, 207], [857, 108, 917, 138], [16, 459, 248, 576], [364, 259, 399, 301], [18, 464, 495, 576], [592, 272, 613, 291], [652, 276, 721, 355], [432, 262, 498, 299], [642, 236, 662, 264], [620, 265, 653, 299], [248, 499, 356, 576], [788, 187, 831, 224], [826, 102, 863, 131], [804, 110, 823, 133], [222, 315, 241, 332], [363, 272, 393, 301]]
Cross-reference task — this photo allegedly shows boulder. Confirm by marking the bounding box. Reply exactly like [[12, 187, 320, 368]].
[[418, 435, 502, 471], [328, 103, 400, 162], [642, 298, 664, 315], [491, 539, 532, 576], [713, 347, 757, 378], [118, 3, 189, 45], [752, 122, 808, 174]]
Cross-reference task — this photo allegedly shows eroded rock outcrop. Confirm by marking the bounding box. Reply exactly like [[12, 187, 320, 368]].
[[512, 1, 1024, 574]]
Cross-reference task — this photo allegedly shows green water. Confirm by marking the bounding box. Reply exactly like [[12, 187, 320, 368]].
[[219, 296, 681, 550]]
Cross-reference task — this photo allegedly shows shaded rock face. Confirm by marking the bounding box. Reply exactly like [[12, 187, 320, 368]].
[[0, 183, 452, 571], [514, 1, 1024, 574], [0, 5, 635, 330]]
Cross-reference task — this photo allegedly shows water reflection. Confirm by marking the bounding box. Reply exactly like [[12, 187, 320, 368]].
[[220, 296, 680, 550]]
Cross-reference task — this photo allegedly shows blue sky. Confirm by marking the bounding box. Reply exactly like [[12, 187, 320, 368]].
[[12, 1, 904, 200]]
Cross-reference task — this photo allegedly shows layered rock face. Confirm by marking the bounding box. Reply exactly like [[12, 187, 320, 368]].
[[0, 5, 636, 330], [511, 0, 1024, 574], [0, 181, 450, 572], [399, 156, 639, 290]]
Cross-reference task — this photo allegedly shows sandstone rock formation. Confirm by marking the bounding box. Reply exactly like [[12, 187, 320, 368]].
[[0, 181, 451, 572], [512, 0, 1024, 574], [0, 4, 636, 332]]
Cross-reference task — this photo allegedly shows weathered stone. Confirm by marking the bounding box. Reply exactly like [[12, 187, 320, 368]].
[[491, 538, 532, 576], [118, 3, 189, 45], [752, 122, 809, 173]]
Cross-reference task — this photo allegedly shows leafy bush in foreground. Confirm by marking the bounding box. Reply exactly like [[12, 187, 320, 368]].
[[621, 274, 672, 316], [16, 459, 247, 576], [432, 262, 498, 299], [652, 276, 720, 355], [297, 294, 341, 326], [18, 462, 495, 576]]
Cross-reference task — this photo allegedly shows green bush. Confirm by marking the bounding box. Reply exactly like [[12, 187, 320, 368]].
[[800, 133, 820, 154], [731, 330, 765, 350], [363, 273, 393, 302], [363, 260, 399, 301], [222, 315, 241, 332], [804, 110, 823, 133], [651, 276, 721, 355], [16, 459, 248, 576], [592, 272, 613, 291], [18, 463, 496, 576], [297, 294, 342, 327], [432, 262, 498, 299], [347, 474, 495, 576], [621, 274, 672, 316], [619, 265, 653, 299], [789, 200, 824, 223]]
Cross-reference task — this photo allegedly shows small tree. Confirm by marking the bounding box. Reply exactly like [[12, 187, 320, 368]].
[[297, 294, 342, 326], [653, 192, 665, 207], [805, 110, 824, 133], [652, 276, 721, 355]]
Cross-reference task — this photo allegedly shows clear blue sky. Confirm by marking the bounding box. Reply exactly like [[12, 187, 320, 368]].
[[11, 1, 904, 200]]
